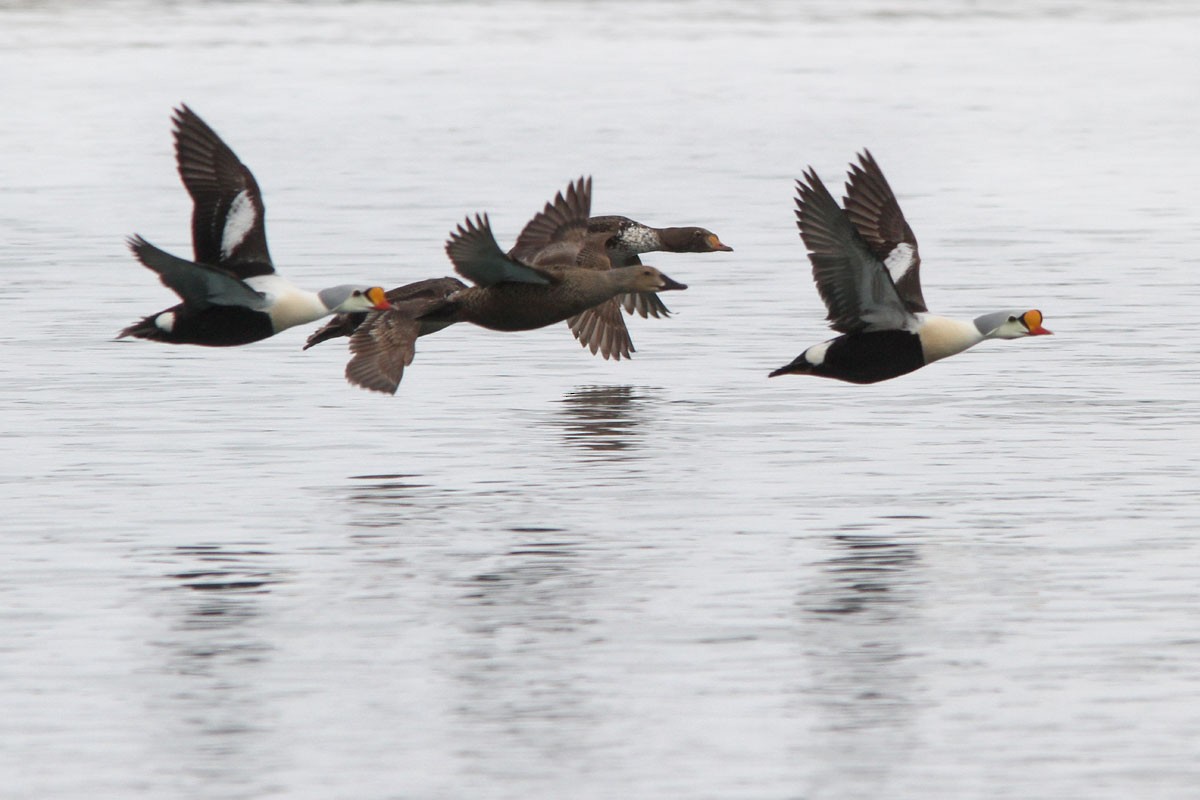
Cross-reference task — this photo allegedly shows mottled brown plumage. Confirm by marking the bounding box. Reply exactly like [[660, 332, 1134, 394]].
[[343, 181, 688, 395]]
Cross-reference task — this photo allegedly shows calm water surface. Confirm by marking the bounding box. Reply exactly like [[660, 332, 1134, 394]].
[[2, 1, 1199, 798]]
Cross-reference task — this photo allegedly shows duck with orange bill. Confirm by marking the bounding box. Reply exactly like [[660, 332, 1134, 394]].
[[771, 150, 1051, 383]]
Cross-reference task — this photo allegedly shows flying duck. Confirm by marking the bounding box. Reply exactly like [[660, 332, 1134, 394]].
[[337, 177, 688, 394], [507, 211, 732, 359], [770, 150, 1051, 383], [118, 105, 390, 346], [305, 203, 731, 360]]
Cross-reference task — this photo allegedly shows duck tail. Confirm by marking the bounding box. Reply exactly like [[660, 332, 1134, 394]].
[[768, 356, 813, 378]]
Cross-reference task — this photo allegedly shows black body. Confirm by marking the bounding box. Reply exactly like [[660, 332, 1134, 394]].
[[770, 329, 925, 384]]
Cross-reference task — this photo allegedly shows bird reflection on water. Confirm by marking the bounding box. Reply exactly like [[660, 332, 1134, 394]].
[[556, 385, 653, 458], [797, 529, 927, 791]]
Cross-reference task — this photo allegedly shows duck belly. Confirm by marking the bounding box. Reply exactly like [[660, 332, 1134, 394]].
[[806, 330, 926, 384], [121, 304, 276, 346], [465, 285, 597, 332]]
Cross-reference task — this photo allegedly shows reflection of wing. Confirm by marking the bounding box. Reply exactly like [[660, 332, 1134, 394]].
[[127, 235, 268, 310], [568, 300, 635, 361], [842, 150, 927, 313], [345, 309, 422, 395], [795, 168, 912, 334], [172, 105, 274, 277], [446, 214, 552, 287], [508, 177, 593, 263]]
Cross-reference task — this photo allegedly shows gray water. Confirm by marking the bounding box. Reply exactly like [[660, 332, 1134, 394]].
[[2, 1, 1199, 797]]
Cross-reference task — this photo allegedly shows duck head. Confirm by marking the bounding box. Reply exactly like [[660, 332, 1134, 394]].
[[659, 226, 733, 253], [320, 285, 393, 313], [629, 266, 688, 293], [974, 309, 1053, 339]]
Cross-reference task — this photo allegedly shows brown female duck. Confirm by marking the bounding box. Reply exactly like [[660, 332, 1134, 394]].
[[506, 199, 732, 359], [340, 177, 688, 394]]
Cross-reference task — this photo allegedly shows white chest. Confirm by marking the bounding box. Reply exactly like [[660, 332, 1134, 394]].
[[245, 274, 328, 332], [915, 314, 984, 363]]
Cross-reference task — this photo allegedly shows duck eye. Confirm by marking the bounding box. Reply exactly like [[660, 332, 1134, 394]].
[[1007, 315, 1017, 322]]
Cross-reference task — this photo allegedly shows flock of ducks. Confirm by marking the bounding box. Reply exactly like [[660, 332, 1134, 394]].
[[121, 106, 1051, 395]]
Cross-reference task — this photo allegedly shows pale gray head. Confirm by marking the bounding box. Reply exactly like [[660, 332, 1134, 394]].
[[319, 285, 392, 313], [973, 309, 1053, 339]]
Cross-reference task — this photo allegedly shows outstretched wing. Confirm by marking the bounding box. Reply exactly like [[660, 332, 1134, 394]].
[[446, 214, 552, 287], [508, 177, 593, 264], [567, 300, 635, 361], [842, 149, 926, 313], [127, 235, 268, 310], [344, 306, 423, 395], [795, 167, 912, 334], [172, 104, 274, 277]]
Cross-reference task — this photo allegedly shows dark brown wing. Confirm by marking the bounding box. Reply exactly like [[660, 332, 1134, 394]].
[[842, 149, 926, 313], [172, 105, 274, 277], [795, 167, 912, 334], [508, 177, 593, 263], [344, 307, 423, 395], [446, 214, 553, 287], [567, 299, 635, 361]]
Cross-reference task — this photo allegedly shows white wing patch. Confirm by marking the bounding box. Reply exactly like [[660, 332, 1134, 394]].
[[155, 311, 176, 332], [221, 189, 257, 260], [883, 242, 916, 284]]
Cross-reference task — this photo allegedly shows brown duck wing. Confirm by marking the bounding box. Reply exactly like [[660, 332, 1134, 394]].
[[616, 255, 671, 319], [344, 312, 419, 395], [508, 177, 593, 264], [172, 105, 274, 278], [796, 167, 913, 334], [842, 150, 927, 313], [567, 300, 635, 361], [446, 214, 553, 287]]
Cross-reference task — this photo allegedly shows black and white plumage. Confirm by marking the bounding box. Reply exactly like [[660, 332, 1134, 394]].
[[770, 150, 1051, 383], [119, 105, 390, 347]]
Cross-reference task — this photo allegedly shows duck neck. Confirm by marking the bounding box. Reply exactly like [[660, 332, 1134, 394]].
[[245, 274, 332, 332], [615, 224, 662, 254], [915, 313, 985, 363]]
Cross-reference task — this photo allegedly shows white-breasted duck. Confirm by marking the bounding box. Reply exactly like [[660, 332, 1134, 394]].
[[770, 150, 1051, 383], [118, 105, 390, 347], [336, 177, 688, 394]]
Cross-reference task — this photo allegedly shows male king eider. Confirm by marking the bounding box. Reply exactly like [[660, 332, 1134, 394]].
[[118, 105, 390, 347], [770, 150, 1051, 383]]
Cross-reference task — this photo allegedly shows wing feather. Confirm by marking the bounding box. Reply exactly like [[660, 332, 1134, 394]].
[[171, 105, 274, 276], [445, 214, 552, 287], [127, 235, 268, 310], [795, 168, 912, 334], [842, 149, 927, 313]]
